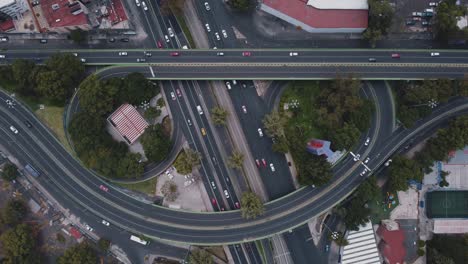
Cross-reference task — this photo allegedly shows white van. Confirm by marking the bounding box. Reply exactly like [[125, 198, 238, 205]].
[[197, 105, 203, 115]]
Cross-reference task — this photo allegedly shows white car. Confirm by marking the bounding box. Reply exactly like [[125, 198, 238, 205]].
[[257, 128, 263, 137], [429, 2, 438, 7], [385, 159, 393, 166], [364, 137, 370, 146], [217, 52, 224, 56], [197, 105, 204, 115], [289, 52, 298, 56], [222, 29, 228, 38], [353, 154, 360, 162], [204, 2, 210, 10], [215, 32, 220, 41], [205, 23, 211, 32], [170, 92, 176, 100], [360, 168, 367, 177], [142, 1, 147, 11], [9, 126, 18, 134], [224, 189, 229, 198], [168, 28, 174, 38], [187, 119, 192, 126], [211, 181, 216, 189], [431, 52, 440, 57], [101, 220, 110, 226], [119, 52, 127, 56], [80, 58, 86, 63], [270, 163, 275, 172], [135, 0, 140, 6], [164, 35, 170, 42], [226, 82, 231, 90], [72, 52, 78, 56], [232, 80, 237, 85], [84, 224, 93, 232], [242, 105, 247, 114], [364, 157, 370, 164]]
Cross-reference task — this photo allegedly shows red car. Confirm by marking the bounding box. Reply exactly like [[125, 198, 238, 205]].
[[261, 159, 267, 167], [235, 202, 240, 209], [157, 41, 163, 48], [255, 159, 260, 167], [391, 53, 401, 58], [211, 198, 217, 206], [176, 89, 182, 97], [242, 51, 251, 57], [99, 185, 108, 192], [170, 52, 180, 56]]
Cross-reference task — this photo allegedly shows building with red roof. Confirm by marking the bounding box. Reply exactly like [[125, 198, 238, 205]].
[[38, 0, 91, 33], [108, 104, 149, 145], [261, 0, 368, 33], [377, 222, 406, 264], [306, 139, 333, 157], [0, 18, 15, 31], [69, 227, 82, 239]]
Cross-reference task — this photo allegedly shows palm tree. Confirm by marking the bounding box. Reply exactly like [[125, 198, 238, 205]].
[[227, 151, 244, 169], [211, 107, 228, 126], [240, 192, 264, 219]]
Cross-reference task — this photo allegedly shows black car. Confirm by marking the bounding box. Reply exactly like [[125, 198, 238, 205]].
[[120, 38, 129, 42], [24, 121, 32, 128]]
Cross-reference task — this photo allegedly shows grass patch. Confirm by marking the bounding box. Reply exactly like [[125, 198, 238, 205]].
[[116, 177, 157, 196], [174, 13, 196, 48], [281, 81, 323, 140], [369, 190, 399, 223], [35, 106, 72, 153]]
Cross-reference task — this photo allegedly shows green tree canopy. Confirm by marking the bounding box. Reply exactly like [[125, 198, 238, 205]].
[[263, 111, 287, 139], [388, 155, 423, 192], [364, 0, 393, 46], [211, 107, 228, 126], [434, 0, 467, 42], [97, 238, 111, 252], [78, 75, 118, 116], [140, 124, 172, 163], [297, 154, 332, 187], [174, 149, 202, 175], [189, 248, 214, 264], [1, 224, 40, 263], [119, 73, 158, 105], [2, 199, 28, 226], [58, 243, 97, 264], [70, 28, 87, 44], [1, 163, 18, 181], [11, 59, 37, 95], [228, 0, 251, 12], [227, 151, 244, 170], [240, 191, 264, 219]]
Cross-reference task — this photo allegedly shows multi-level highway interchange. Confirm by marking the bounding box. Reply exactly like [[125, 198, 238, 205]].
[[0, 48, 467, 244]]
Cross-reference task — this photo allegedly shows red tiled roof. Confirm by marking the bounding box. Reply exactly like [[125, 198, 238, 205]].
[[108, 0, 128, 25], [109, 104, 149, 144], [41, 0, 89, 28], [69, 227, 82, 239], [377, 225, 406, 264], [0, 18, 15, 32], [262, 0, 368, 29], [309, 140, 324, 149]]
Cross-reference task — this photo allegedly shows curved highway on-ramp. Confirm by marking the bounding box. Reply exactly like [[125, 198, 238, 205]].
[[1, 84, 467, 244]]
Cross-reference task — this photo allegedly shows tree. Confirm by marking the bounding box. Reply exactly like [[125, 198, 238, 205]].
[[227, 151, 244, 170], [433, 0, 467, 42], [161, 180, 179, 201], [240, 191, 264, 219], [2, 199, 28, 226], [140, 124, 172, 162], [427, 248, 455, 264], [365, 0, 394, 47], [58, 243, 97, 264], [363, 28, 382, 48], [78, 75, 117, 116], [174, 149, 202, 175], [70, 28, 87, 44], [211, 107, 228, 126], [272, 136, 289, 153], [114, 152, 144, 179], [417, 248, 426, 256], [97, 238, 111, 251], [329, 232, 349, 246], [355, 176, 379, 202], [228, 0, 251, 12], [263, 111, 287, 139], [189, 248, 214, 264], [157, 97, 165, 108], [331, 122, 361, 150], [297, 154, 332, 187], [1, 163, 18, 181], [145, 107, 161, 120], [388, 155, 423, 192], [35, 70, 67, 104], [11, 59, 37, 95], [1, 224, 40, 264], [118, 73, 158, 105], [343, 199, 371, 230]]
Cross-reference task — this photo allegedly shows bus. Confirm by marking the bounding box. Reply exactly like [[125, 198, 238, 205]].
[[25, 164, 40, 177], [130, 235, 150, 245]]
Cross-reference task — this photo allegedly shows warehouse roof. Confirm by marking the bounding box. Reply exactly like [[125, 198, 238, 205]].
[[108, 104, 148, 144]]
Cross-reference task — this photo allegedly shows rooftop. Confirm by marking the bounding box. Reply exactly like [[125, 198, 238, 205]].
[[108, 104, 149, 144], [40, 0, 88, 28], [307, 0, 368, 10], [377, 224, 406, 264], [0, 0, 15, 8], [261, 0, 368, 30], [342, 222, 381, 264]]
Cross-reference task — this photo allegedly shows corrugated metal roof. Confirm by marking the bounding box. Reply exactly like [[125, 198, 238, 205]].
[[342, 222, 381, 264], [108, 104, 148, 144]]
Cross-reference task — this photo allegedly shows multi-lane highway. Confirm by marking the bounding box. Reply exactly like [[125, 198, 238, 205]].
[[1, 85, 467, 244], [1, 49, 468, 79]]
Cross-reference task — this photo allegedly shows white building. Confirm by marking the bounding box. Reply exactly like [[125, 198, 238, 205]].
[[0, 0, 28, 18]]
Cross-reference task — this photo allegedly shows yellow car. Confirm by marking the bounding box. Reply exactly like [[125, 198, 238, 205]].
[[201, 128, 207, 136]]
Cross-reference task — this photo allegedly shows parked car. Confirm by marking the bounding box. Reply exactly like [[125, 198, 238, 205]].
[[222, 29, 228, 38]]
